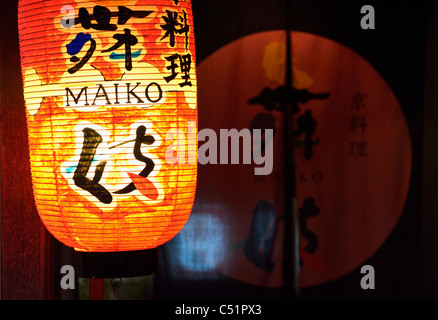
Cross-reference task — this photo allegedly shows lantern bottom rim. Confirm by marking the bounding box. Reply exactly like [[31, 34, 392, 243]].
[[74, 248, 158, 279]]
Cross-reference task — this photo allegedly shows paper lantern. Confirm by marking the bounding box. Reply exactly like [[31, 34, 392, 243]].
[[17, 0, 197, 252]]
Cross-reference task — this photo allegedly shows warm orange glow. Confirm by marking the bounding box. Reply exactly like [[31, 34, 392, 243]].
[[18, 0, 197, 252]]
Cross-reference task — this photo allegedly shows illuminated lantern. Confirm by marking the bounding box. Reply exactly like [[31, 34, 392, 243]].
[[17, 0, 197, 253]]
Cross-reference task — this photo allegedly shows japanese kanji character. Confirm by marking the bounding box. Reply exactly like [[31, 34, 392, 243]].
[[163, 53, 192, 87], [66, 6, 153, 72], [160, 10, 189, 48], [350, 91, 367, 111], [164, 53, 180, 83], [73, 128, 113, 204], [348, 140, 368, 157], [350, 114, 367, 135], [114, 125, 155, 195]]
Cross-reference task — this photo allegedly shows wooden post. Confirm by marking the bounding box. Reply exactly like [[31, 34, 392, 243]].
[[0, 0, 53, 300], [282, 0, 299, 299]]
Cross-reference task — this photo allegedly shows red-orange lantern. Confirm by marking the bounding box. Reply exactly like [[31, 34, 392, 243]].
[[17, 0, 197, 252]]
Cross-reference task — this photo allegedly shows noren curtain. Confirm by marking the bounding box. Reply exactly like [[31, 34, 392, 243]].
[[156, 0, 426, 300]]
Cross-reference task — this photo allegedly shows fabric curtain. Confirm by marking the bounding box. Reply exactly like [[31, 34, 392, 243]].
[[157, 0, 426, 299]]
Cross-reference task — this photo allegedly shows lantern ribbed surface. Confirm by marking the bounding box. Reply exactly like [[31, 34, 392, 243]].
[[17, 0, 197, 252]]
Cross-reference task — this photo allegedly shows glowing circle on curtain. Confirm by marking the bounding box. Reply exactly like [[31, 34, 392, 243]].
[[17, 0, 197, 252], [196, 30, 410, 288]]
